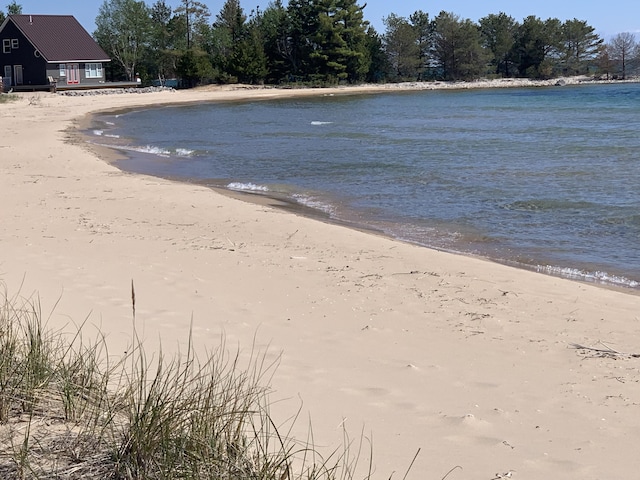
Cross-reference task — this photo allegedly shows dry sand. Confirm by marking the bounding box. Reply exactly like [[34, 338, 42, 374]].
[[1, 82, 639, 479]]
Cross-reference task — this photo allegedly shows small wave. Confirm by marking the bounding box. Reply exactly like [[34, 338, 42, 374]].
[[227, 182, 269, 192], [105, 121, 115, 126], [293, 194, 335, 215], [114, 145, 171, 157], [311, 121, 333, 126], [537, 265, 639, 288], [175, 148, 195, 157], [93, 130, 120, 139]]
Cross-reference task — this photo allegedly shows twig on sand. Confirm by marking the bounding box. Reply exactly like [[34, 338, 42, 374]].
[[441, 465, 462, 480], [570, 341, 640, 359]]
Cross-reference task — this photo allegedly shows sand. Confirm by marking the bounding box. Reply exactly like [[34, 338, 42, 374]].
[[1, 82, 639, 479]]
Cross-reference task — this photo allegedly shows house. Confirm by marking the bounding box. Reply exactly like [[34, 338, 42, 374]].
[[0, 14, 111, 91]]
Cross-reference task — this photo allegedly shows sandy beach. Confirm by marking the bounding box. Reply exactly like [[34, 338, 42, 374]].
[[1, 82, 639, 479]]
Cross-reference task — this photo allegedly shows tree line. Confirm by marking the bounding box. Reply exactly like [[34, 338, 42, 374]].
[[2, 1, 640, 86]]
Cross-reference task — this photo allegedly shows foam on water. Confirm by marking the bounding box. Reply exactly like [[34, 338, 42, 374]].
[[537, 265, 640, 288], [175, 148, 195, 157], [113, 145, 172, 157], [311, 121, 333, 125], [293, 194, 336, 215], [227, 182, 269, 192]]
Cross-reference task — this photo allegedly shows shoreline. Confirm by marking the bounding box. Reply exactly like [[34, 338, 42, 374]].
[[2, 84, 640, 478], [83, 80, 640, 293]]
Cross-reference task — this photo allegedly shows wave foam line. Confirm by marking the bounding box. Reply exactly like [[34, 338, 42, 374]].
[[227, 182, 269, 192], [293, 194, 335, 215], [537, 265, 639, 288]]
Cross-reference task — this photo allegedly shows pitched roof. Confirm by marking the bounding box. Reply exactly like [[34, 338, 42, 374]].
[[5, 14, 110, 63]]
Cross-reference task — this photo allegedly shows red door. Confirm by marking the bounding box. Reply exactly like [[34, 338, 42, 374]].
[[67, 64, 79, 84]]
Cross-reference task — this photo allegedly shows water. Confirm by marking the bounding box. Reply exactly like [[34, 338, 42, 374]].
[[90, 83, 640, 289]]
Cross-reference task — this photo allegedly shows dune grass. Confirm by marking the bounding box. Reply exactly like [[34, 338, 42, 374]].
[[0, 93, 18, 103], [0, 286, 373, 479]]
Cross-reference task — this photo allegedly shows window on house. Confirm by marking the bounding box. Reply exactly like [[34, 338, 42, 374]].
[[11, 39, 18, 49], [59, 64, 66, 77], [2, 39, 10, 54], [85, 63, 103, 78]]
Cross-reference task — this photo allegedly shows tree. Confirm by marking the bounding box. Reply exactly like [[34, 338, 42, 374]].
[[148, 0, 175, 82], [309, 0, 370, 83], [608, 32, 637, 79], [259, 0, 292, 82], [559, 19, 602, 75], [513, 16, 562, 78], [94, 0, 152, 81], [210, 0, 247, 82], [432, 11, 486, 81], [236, 18, 269, 83], [410, 10, 432, 79], [383, 14, 420, 80], [480, 12, 518, 77], [175, 0, 211, 49], [285, 0, 321, 79], [6, 1, 21, 14], [0, 0, 21, 21], [364, 26, 390, 82], [595, 44, 614, 80]]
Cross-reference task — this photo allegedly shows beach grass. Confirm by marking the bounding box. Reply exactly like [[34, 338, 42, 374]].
[[0, 285, 373, 479], [0, 94, 18, 103]]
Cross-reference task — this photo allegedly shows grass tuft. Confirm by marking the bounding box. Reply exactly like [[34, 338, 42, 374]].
[[0, 285, 376, 479]]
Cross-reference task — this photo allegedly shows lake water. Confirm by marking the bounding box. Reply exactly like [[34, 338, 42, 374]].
[[89, 83, 640, 289]]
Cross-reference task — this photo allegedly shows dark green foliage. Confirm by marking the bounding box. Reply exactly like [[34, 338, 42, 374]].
[[383, 14, 421, 81], [6, 1, 21, 15], [559, 19, 602, 75], [92, 0, 607, 88], [480, 12, 518, 77], [432, 11, 487, 81]]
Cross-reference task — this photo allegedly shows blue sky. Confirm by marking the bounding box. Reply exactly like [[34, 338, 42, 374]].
[[6, 0, 640, 39]]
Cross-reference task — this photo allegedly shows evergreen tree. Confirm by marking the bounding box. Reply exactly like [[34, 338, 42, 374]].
[[211, 0, 247, 82], [479, 12, 518, 77], [410, 10, 432, 79], [364, 26, 390, 82], [232, 8, 268, 83], [382, 14, 421, 80], [259, 0, 292, 82], [309, 0, 369, 83], [432, 11, 486, 81], [286, 0, 321, 79], [175, 0, 211, 49], [513, 16, 562, 78], [559, 19, 602, 75]]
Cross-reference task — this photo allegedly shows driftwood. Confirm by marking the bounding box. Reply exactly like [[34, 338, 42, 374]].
[[570, 341, 640, 359]]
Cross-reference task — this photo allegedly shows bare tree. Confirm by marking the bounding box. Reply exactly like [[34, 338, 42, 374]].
[[608, 32, 637, 79]]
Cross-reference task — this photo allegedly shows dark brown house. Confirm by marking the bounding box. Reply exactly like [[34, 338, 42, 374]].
[[0, 14, 110, 90]]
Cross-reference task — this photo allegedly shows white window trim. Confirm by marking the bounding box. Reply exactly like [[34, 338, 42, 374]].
[[59, 64, 66, 77], [11, 38, 18, 49], [85, 63, 103, 79], [2, 39, 10, 54]]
